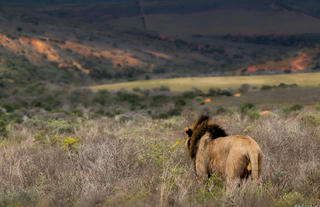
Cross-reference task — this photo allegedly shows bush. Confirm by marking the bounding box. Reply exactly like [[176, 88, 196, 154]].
[[275, 192, 306, 207], [278, 83, 298, 88], [239, 83, 250, 93], [34, 130, 46, 144], [159, 86, 170, 92], [69, 89, 93, 107], [150, 95, 169, 107], [93, 89, 110, 105], [152, 107, 182, 119], [300, 114, 320, 127], [301, 164, 320, 198], [117, 91, 141, 106], [182, 88, 204, 99], [218, 89, 233, 96], [8, 113, 23, 123], [132, 87, 142, 92], [314, 104, 320, 111], [94, 107, 122, 118], [261, 85, 273, 90], [68, 109, 83, 117], [207, 88, 217, 96], [174, 99, 186, 107], [209, 88, 233, 97], [215, 106, 227, 115], [239, 103, 260, 119], [247, 110, 261, 120], [283, 104, 303, 113], [239, 102, 255, 114], [0, 119, 8, 139], [1, 103, 21, 112], [62, 137, 80, 152]]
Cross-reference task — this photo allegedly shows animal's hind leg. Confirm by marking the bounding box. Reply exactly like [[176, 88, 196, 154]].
[[225, 166, 241, 193], [225, 155, 246, 192]]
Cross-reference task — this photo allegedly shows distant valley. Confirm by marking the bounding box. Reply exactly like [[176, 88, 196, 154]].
[[0, 0, 320, 88]]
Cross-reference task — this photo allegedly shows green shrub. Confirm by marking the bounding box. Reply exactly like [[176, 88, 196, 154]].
[[239, 83, 250, 93], [69, 89, 93, 107], [182, 88, 204, 99], [94, 109, 106, 117], [1, 103, 21, 112], [261, 85, 273, 90], [167, 107, 182, 117], [94, 108, 121, 118], [132, 87, 141, 92], [278, 83, 298, 88], [290, 104, 303, 111], [117, 91, 141, 106], [174, 99, 186, 107], [275, 192, 306, 207], [93, 89, 110, 105], [239, 102, 255, 114], [150, 95, 169, 107], [159, 86, 170, 92], [301, 114, 320, 127], [217, 88, 233, 96], [215, 106, 227, 115], [314, 104, 320, 111], [239, 103, 260, 119], [207, 88, 217, 96], [247, 110, 261, 120], [192, 174, 223, 204], [152, 107, 182, 119], [301, 164, 320, 198], [68, 109, 83, 117], [283, 104, 303, 113], [8, 113, 23, 123], [34, 130, 46, 144], [0, 119, 8, 139], [46, 120, 74, 134], [182, 91, 197, 99]]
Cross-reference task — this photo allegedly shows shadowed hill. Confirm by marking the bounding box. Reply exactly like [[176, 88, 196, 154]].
[[0, 0, 320, 87]]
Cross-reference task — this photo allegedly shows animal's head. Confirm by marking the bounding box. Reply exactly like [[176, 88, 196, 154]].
[[185, 115, 228, 159], [185, 115, 210, 159]]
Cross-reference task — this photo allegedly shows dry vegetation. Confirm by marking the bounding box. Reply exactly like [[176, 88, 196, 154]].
[[0, 108, 319, 207]]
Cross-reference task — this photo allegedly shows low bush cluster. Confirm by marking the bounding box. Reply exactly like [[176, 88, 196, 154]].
[[0, 110, 319, 206]]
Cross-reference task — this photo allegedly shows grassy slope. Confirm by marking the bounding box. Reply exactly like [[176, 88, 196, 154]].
[[90, 72, 320, 92]]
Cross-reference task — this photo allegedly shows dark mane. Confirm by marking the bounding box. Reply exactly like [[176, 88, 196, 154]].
[[188, 115, 228, 158], [207, 124, 228, 139]]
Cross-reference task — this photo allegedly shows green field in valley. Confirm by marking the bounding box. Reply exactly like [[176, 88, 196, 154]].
[[90, 72, 320, 92]]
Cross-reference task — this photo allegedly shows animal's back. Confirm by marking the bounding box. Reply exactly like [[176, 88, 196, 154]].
[[203, 134, 262, 182]]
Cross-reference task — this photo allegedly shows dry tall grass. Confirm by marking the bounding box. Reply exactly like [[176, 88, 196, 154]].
[[0, 111, 319, 207]]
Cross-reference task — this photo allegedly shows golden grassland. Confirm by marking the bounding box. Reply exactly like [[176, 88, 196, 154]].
[[90, 72, 320, 92]]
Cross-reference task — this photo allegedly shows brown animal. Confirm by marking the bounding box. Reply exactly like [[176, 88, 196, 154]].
[[185, 115, 262, 191]]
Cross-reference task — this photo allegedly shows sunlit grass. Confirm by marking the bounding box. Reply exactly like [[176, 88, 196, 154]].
[[90, 73, 320, 92]]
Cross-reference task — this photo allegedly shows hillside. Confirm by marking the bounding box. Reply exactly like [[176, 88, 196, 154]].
[[0, 0, 320, 88], [1, 1, 320, 206]]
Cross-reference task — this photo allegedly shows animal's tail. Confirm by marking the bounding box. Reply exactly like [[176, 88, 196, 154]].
[[248, 148, 262, 183]]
